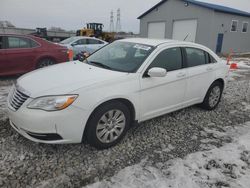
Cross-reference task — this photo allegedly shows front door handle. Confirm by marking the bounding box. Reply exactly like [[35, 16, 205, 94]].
[[177, 72, 186, 78]]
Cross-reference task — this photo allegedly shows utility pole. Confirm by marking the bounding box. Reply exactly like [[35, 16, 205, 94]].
[[116, 8, 121, 33], [109, 10, 114, 32]]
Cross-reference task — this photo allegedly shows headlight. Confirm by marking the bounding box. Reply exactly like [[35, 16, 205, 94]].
[[27, 95, 78, 111]]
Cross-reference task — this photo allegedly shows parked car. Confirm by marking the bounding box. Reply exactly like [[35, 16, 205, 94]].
[[0, 34, 69, 76], [59, 36, 108, 59], [7, 38, 229, 149]]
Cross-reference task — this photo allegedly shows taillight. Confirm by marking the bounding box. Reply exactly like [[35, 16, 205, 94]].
[[67, 49, 74, 61]]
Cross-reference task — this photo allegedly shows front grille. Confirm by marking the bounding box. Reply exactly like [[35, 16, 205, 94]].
[[10, 87, 29, 111]]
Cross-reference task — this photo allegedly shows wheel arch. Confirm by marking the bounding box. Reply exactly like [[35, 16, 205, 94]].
[[81, 98, 136, 143], [202, 78, 225, 102], [36, 55, 57, 68], [213, 78, 225, 89]]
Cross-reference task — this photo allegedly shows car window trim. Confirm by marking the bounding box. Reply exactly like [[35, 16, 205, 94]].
[[181, 47, 187, 68], [5, 35, 41, 50], [142, 46, 185, 78], [209, 53, 217, 63], [205, 52, 216, 64], [204, 51, 209, 64]]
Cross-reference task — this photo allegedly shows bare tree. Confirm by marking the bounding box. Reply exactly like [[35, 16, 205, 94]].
[[0, 21, 15, 28]]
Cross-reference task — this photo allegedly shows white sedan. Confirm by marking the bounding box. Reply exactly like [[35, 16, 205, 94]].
[[60, 36, 108, 59], [7, 38, 229, 149]]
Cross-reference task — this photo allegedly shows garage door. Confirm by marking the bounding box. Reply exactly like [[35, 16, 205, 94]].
[[172, 19, 197, 42], [148, 22, 166, 39]]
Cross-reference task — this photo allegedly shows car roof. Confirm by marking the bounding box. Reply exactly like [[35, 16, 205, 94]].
[[68, 36, 104, 40], [118, 38, 216, 55], [119, 38, 200, 47], [119, 38, 173, 46]]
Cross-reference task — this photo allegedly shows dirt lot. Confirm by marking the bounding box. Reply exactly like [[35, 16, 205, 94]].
[[0, 59, 250, 188]]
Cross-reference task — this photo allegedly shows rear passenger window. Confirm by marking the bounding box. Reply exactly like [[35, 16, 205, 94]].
[[88, 39, 100, 44], [7, 37, 37, 49], [8, 37, 30, 48], [209, 54, 217, 63], [185, 48, 206, 67], [149, 47, 182, 72], [76, 39, 87, 45], [205, 52, 217, 64]]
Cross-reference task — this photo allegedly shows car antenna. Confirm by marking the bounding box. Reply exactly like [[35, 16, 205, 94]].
[[183, 34, 189, 41]]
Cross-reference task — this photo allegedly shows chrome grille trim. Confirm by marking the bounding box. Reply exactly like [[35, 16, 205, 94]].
[[15, 91, 27, 100], [10, 87, 29, 111]]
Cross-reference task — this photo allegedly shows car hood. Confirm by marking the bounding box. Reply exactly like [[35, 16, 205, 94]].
[[17, 61, 128, 98]]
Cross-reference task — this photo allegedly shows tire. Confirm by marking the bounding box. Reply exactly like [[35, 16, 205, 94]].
[[200, 81, 223, 110], [85, 101, 131, 149], [37, 58, 55, 69]]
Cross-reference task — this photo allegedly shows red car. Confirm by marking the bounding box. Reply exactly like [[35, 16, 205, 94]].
[[0, 34, 69, 76]]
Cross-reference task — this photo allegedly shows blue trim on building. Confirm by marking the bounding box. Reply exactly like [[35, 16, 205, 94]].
[[137, 0, 167, 19], [137, 0, 250, 19]]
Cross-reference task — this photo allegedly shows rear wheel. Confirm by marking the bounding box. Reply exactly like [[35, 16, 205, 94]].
[[37, 58, 55, 69], [200, 81, 223, 110], [85, 101, 131, 149]]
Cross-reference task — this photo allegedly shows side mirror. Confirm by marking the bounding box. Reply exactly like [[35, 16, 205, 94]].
[[83, 52, 90, 58], [71, 42, 77, 46], [147, 67, 167, 77]]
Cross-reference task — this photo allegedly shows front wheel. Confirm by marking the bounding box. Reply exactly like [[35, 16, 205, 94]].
[[200, 81, 223, 110], [85, 101, 131, 149]]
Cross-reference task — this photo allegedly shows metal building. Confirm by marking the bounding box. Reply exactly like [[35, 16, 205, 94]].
[[138, 0, 250, 53]]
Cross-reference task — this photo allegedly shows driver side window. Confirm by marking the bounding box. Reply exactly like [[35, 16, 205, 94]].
[[149, 47, 183, 72]]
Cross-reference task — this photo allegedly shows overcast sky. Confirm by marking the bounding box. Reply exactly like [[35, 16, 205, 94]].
[[1, 0, 250, 33]]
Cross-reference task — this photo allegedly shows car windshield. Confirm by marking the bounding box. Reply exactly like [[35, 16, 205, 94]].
[[60, 37, 77, 44], [86, 41, 154, 73]]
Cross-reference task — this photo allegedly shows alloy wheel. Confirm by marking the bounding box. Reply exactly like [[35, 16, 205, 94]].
[[96, 109, 126, 144], [208, 86, 221, 108]]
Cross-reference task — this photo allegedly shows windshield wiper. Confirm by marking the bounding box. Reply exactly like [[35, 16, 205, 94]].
[[90, 61, 114, 70]]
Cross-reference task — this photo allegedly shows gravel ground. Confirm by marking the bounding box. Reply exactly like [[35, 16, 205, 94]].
[[0, 60, 250, 188], [87, 122, 250, 188], [0, 79, 14, 121]]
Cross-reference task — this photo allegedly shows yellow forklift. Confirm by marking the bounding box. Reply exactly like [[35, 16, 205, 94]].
[[76, 23, 115, 42]]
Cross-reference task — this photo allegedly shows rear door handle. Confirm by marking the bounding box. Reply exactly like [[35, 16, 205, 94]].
[[207, 67, 213, 71], [177, 72, 186, 78]]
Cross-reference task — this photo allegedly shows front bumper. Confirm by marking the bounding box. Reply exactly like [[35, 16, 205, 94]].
[[7, 97, 89, 144]]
